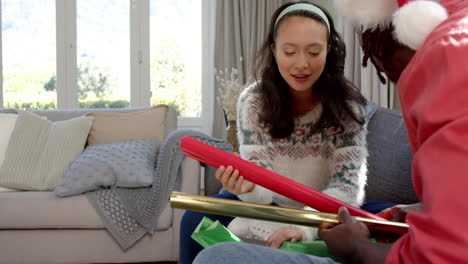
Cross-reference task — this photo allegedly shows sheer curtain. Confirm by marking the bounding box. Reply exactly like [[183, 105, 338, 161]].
[[211, 0, 289, 138]]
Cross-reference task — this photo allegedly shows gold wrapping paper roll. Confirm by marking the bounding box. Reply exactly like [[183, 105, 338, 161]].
[[170, 192, 410, 236]]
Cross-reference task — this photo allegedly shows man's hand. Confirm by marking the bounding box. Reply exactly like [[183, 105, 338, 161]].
[[377, 203, 422, 222], [318, 207, 370, 262], [319, 207, 394, 264], [266, 226, 306, 248], [215, 153, 255, 195]]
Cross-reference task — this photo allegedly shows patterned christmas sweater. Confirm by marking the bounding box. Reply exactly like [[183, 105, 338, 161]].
[[236, 83, 368, 240]]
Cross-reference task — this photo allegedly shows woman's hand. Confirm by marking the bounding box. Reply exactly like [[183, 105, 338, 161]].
[[377, 203, 422, 222], [266, 226, 306, 248], [215, 153, 255, 195]]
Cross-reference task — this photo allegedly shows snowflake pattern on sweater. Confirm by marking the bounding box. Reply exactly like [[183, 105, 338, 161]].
[[234, 84, 368, 240]]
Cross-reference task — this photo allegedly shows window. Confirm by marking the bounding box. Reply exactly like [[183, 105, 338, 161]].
[[149, 0, 201, 117], [77, 0, 130, 109], [2, 0, 56, 109], [0, 0, 213, 133]]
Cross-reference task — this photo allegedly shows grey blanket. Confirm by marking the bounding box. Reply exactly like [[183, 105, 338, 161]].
[[86, 129, 233, 249]]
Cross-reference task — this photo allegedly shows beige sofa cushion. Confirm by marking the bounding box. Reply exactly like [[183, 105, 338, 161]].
[[86, 105, 170, 145], [0, 191, 172, 230]]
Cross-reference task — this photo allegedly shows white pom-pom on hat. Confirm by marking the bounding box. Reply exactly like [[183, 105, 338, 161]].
[[393, 0, 448, 50], [333, 0, 399, 29]]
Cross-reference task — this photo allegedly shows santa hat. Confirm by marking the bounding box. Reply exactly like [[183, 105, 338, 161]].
[[334, 0, 448, 50]]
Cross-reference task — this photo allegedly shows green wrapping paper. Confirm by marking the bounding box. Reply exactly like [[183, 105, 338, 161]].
[[280, 241, 338, 261], [191, 217, 243, 248], [281, 239, 375, 261], [191, 217, 339, 260]]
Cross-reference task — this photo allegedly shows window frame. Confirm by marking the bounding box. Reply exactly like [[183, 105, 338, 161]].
[[0, 0, 214, 134], [0, 3, 3, 107]]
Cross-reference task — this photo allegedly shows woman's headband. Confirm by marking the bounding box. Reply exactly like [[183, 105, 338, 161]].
[[274, 3, 330, 33]]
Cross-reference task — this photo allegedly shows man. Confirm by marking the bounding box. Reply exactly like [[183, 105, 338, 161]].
[[194, 0, 468, 263], [323, 1, 468, 263]]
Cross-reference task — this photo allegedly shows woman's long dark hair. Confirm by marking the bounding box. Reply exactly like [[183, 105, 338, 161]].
[[254, 1, 367, 139]]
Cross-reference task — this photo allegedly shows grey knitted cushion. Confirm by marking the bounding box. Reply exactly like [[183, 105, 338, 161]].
[[55, 139, 159, 197], [365, 107, 419, 204]]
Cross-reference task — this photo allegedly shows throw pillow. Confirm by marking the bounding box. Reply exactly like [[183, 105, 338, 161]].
[[55, 139, 159, 197], [365, 107, 418, 204], [0, 114, 17, 169], [86, 105, 169, 145], [0, 110, 94, 191]]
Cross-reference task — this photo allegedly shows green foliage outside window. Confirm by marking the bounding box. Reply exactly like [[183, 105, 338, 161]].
[[5, 100, 57, 110], [4, 50, 186, 114], [5, 97, 182, 112], [150, 36, 194, 116], [43, 62, 111, 101]]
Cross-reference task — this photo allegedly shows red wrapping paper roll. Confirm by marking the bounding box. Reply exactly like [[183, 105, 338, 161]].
[[180, 136, 387, 221]]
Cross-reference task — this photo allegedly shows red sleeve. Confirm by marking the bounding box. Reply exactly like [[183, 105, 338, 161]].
[[386, 11, 468, 263]]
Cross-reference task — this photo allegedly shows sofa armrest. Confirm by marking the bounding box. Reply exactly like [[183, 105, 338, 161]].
[[178, 157, 201, 195], [171, 156, 201, 258]]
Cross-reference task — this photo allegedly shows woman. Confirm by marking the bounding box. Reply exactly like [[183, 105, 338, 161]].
[[180, 2, 368, 262]]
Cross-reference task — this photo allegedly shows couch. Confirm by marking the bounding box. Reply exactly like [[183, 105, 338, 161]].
[[0, 106, 201, 264], [204, 106, 420, 204], [0, 105, 419, 263]]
